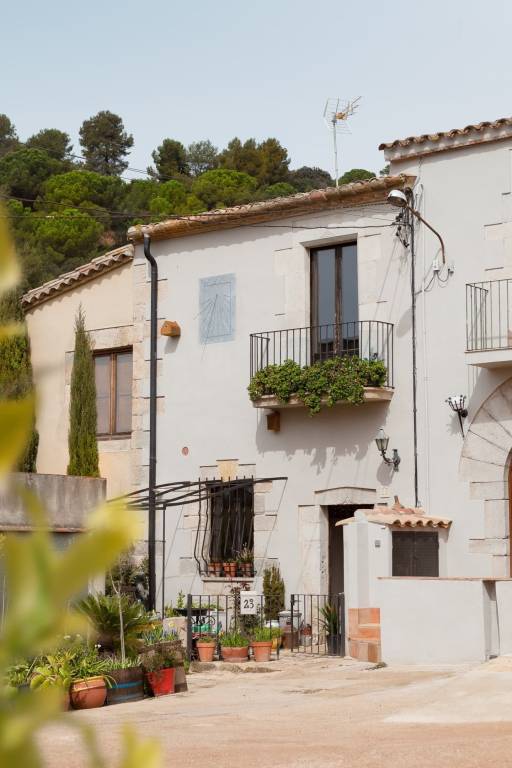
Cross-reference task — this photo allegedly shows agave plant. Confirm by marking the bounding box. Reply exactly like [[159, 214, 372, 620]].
[[319, 603, 339, 636], [76, 594, 149, 653]]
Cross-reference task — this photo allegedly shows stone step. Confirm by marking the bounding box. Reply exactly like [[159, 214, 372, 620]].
[[350, 623, 381, 641], [348, 639, 381, 664], [358, 607, 380, 625]]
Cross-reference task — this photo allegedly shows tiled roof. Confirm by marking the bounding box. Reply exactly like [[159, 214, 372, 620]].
[[128, 174, 414, 243], [22, 244, 134, 310], [337, 497, 452, 529], [379, 116, 512, 153]]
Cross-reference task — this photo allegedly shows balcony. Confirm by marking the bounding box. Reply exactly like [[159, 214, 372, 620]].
[[466, 280, 512, 367], [249, 321, 394, 411]]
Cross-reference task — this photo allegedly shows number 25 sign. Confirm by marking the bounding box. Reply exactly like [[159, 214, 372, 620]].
[[240, 592, 259, 615]]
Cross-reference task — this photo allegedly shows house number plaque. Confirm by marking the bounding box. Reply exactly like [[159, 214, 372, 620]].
[[240, 592, 259, 615]]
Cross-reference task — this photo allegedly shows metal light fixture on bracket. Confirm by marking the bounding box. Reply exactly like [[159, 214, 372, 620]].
[[446, 395, 468, 437], [375, 428, 401, 471]]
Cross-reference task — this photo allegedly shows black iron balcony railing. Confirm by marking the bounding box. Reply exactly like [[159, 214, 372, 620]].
[[250, 320, 394, 387], [466, 279, 512, 351]]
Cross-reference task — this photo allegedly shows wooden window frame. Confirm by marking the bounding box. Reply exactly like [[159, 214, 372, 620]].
[[310, 242, 358, 328], [94, 347, 133, 440]]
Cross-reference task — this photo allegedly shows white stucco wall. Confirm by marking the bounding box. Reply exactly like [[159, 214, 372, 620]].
[[379, 578, 491, 664], [26, 263, 134, 498]]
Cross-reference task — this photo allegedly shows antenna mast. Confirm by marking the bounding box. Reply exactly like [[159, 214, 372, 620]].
[[323, 97, 361, 187]]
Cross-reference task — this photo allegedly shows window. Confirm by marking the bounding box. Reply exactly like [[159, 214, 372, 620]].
[[310, 243, 358, 361], [392, 531, 439, 577], [94, 349, 133, 437], [208, 481, 254, 563]]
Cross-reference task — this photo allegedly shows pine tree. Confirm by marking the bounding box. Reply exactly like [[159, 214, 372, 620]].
[[67, 306, 99, 477], [0, 289, 38, 472]]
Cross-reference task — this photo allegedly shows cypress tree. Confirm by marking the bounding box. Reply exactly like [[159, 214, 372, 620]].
[[67, 306, 99, 477], [0, 289, 39, 472]]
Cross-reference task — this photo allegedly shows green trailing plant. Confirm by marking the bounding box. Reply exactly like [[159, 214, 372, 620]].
[[319, 603, 339, 635], [248, 356, 388, 415], [219, 632, 249, 648], [262, 565, 285, 621], [67, 305, 99, 476], [76, 593, 148, 653]]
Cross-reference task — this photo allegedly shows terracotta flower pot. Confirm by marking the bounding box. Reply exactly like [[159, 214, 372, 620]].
[[251, 641, 273, 662], [223, 562, 237, 578], [221, 646, 249, 663], [196, 641, 216, 662], [146, 667, 175, 697], [240, 563, 253, 577], [70, 676, 107, 710]]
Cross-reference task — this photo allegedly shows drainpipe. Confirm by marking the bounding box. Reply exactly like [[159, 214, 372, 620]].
[[409, 206, 419, 507], [143, 233, 158, 612]]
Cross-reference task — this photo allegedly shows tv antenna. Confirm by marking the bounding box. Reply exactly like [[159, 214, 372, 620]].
[[323, 97, 361, 187]]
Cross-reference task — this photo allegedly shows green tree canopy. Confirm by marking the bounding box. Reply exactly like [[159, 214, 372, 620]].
[[186, 140, 218, 176], [0, 114, 19, 158], [0, 289, 38, 471], [43, 170, 124, 212], [339, 168, 376, 185], [257, 138, 290, 186], [220, 138, 261, 178], [147, 180, 203, 219], [259, 182, 296, 200], [26, 128, 73, 161], [67, 306, 99, 477], [35, 208, 103, 275], [220, 137, 289, 186], [288, 166, 333, 192], [191, 169, 257, 209], [0, 149, 62, 201], [79, 111, 134, 176], [150, 138, 189, 180]]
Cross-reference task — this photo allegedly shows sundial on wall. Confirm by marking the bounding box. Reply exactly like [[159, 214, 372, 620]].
[[199, 273, 236, 344]]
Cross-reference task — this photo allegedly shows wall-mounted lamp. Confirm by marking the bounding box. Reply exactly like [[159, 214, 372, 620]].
[[446, 395, 468, 437], [375, 428, 401, 471], [387, 189, 446, 265]]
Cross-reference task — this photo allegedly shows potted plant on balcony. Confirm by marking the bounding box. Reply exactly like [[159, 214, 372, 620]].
[[143, 650, 176, 696], [320, 603, 342, 655], [219, 632, 249, 663], [238, 546, 254, 577], [250, 627, 274, 662], [208, 560, 223, 577], [223, 558, 237, 578], [196, 633, 217, 662]]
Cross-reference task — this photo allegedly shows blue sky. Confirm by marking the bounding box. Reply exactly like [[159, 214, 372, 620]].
[[1, 0, 510, 179]]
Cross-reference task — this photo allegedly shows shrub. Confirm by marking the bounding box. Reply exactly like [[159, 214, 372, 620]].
[[262, 565, 285, 621]]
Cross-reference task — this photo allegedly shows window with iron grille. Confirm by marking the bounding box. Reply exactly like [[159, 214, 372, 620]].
[[208, 481, 254, 564], [94, 348, 132, 437], [392, 531, 439, 577]]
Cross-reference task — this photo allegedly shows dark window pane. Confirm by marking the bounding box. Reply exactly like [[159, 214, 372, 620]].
[[392, 532, 439, 577], [95, 355, 111, 434], [209, 482, 254, 564], [115, 352, 132, 433]]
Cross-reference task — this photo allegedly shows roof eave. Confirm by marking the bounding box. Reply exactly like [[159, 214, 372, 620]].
[[128, 174, 415, 244]]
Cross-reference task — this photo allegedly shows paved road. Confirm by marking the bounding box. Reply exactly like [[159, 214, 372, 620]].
[[39, 654, 512, 767]]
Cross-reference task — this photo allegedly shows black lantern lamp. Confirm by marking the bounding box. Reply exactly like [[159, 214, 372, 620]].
[[375, 428, 401, 471], [446, 395, 468, 436]]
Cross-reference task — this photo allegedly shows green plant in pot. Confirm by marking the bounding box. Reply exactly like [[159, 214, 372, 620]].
[[143, 650, 176, 697], [30, 650, 75, 709], [238, 545, 253, 577], [223, 558, 237, 578], [68, 643, 112, 710], [5, 659, 36, 691], [76, 593, 148, 654], [320, 603, 342, 655], [103, 655, 144, 705], [219, 632, 249, 663], [250, 626, 274, 663], [196, 633, 217, 663], [263, 565, 285, 621]]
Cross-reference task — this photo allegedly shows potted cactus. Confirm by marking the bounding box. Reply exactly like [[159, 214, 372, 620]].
[[220, 632, 249, 662]]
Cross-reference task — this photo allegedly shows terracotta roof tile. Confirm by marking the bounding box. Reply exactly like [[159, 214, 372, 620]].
[[22, 244, 133, 310], [336, 496, 452, 529], [379, 116, 512, 152]]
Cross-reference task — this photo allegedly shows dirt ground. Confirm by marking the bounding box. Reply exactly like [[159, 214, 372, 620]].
[[38, 653, 512, 767]]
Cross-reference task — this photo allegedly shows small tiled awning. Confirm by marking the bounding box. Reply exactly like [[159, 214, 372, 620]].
[[336, 496, 452, 529]]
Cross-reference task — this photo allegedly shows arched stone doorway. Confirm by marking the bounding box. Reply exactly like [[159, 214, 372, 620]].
[[460, 378, 512, 577]]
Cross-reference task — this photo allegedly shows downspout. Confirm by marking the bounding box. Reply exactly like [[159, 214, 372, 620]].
[[409, 205, 419, 507], [143, 233, 158, 611]]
